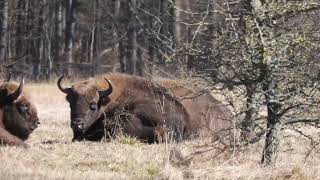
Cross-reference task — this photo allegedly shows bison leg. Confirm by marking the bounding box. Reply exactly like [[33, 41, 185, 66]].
[[122, 114, 168, 143], [131, 103, 188, 141], [153, 127, 169, 143], [0, 127, 28, 148]]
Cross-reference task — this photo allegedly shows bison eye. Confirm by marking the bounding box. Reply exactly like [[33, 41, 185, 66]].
[[19, 105, 28, 113], [90, 103, 98, 110]]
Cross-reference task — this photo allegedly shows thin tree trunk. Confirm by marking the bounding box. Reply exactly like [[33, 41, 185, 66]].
[[89, 0, 96, 64], [241, 83, 257, 142], [157, 0, 168, 65], [33, 0, 45, 80], [44, 0, 52, 80], [91, 0, 99, 76], [54, 0, 63, 72], [173, 0, 186, 47], [147, 29, 154, 75], [64, 0, 77, 76], [0, 0, 8, 74], [89, 26, 96, 74], [27, 1, 37, 66], [236, 0, 259, 144], [261, 80, 281, 165], [146, 1, 161, 75], [185, 0, 193, 71], [136, 46, 143, 76], [15, 0, 26, 58], [126, 0, 138, 75], [114, 0, 125, 73]]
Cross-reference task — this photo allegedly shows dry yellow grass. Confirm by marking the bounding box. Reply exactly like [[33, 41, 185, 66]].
[[0, 83, 319, 179]]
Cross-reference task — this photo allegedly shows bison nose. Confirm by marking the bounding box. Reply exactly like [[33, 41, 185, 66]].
[[71, 118, 85, 131], [77, 123, 84, 130], [72, 124, 85, 132], [30, 122, 39, 130]]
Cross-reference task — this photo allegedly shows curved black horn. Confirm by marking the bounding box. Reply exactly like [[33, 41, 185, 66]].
[[57, 75, 72, 94], [6, 77, 24, 102], [98, 78, 113, 98]]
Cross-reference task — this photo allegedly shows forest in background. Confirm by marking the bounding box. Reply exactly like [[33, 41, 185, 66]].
[[0, 0, 197, 79], [1, 0, 320, 166]]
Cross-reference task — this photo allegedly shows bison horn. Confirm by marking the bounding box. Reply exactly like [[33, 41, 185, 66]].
[[98, 78, 113, 98], [6, 77, 24, 102], [57, 75, 72, 94]]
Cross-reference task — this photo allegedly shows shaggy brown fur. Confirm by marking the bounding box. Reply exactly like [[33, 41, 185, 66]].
[[58, 73, 192, 143], [158, 79, 234, 141], [0, 81, 40, 148]]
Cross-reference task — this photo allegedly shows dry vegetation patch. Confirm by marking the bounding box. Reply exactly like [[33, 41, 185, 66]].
[[0, 83, 319, 179]]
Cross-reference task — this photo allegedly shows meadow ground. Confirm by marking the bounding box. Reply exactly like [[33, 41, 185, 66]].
[[0, 83, 320, 180]]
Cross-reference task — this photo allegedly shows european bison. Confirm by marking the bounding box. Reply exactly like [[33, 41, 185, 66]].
[[0, 78, 40, 148], [57, 73, 192, 142]]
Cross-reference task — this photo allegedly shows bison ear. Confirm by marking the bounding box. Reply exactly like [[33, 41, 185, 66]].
[[6, 77, 24, 103], [98, 96, 110, 106], [98, 78, 112, 106]]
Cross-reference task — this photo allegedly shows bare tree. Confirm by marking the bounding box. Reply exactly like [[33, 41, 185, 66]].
[[64, 0, 77, 75], [126, 0, 139, 75], [0, 0, 8, 74], [168, 0, 320, 165], [54, 0, 64, 73]]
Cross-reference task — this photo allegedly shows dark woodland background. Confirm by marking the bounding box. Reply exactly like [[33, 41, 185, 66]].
[[1, 0, 320, 165]]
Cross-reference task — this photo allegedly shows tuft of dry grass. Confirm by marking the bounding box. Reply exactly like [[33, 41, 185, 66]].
[[0, 83, 319, 179]]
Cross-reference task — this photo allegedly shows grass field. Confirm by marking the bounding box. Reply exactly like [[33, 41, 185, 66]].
[[0, 83, 320, 179]]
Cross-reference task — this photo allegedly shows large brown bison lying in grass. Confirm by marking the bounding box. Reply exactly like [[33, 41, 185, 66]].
[[58, 73, 191, 142], [58, 73, 233, 143], [0, 78, 40, 148]]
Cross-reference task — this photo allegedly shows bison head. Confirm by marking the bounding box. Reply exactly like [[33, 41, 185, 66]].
[[57, 75, 113, 135], [0, 78, 40, 140]]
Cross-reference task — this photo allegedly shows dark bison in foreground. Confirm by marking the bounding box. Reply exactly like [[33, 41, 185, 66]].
[[0, 78, 40, 148], [58, 73, 191, 142], [58, 73, 233, 143]]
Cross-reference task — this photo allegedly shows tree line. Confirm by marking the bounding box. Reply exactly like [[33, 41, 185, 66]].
[[0, 0, 181, 79]]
